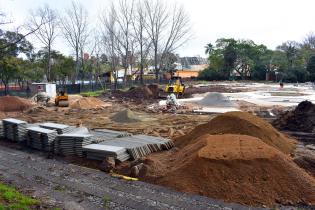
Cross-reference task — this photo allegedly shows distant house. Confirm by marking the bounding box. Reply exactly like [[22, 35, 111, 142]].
[[174, 56, 209, 78]]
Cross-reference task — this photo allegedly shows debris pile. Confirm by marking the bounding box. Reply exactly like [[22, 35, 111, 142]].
[[195, 92, 236, 107], [111, 109, 142, 123], [176, 111, 296, 154], [155, 134, 315, 206], [70, 97, 111, 110], [273, 100, 315, 132], [0, 96, 33, 112]]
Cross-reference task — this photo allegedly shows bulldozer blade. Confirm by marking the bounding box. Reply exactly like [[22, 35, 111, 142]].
[[58, 100, 69, 107]]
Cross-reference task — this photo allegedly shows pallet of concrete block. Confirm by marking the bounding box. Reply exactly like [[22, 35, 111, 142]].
[[99, 135, 174, 160], [2, 118, 28, 142], [55, 133, 94, 157], [27, 126, 58, 152], [90, 129, 131, 143], [39, 122, 75, 134], [83, 144, 130, 162]]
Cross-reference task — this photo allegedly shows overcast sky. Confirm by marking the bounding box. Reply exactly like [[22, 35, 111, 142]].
[[1, 0, 315, 57]]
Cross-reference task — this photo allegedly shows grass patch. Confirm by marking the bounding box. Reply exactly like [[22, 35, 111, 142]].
[[103, 196, 111, 209], [81, 90, 105, 97], [0, 182, 39, 210]]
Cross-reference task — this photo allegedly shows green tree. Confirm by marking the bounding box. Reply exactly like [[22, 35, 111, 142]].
[[307, 55, 315, 81], [0, 56, 23, 94]]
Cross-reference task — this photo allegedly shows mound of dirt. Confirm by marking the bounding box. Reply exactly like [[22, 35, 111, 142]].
[[70, 97, 111, 110], [105, 85, 161, 100], [196, 92, 236, 107], [273, 100, 315, 132], [175, 111, 296, 154], [155, 134, 315, 207], [0, 96, 33, 112], [111, 109, 142, 123]]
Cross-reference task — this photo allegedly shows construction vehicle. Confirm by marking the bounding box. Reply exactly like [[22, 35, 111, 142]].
[[55, 88, 69, 107], [159, 76, 185, 98], [33, 92, 50, 106]]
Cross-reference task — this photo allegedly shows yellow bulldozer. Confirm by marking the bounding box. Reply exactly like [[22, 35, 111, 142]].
[[55, 88, 69, 107], [159, 76, 185, 98]]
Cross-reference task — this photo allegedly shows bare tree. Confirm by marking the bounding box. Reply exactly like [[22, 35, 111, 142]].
[[144, 0, 168, 81], [27, 5, 58, 82], [61, 1, 89, 82], [132, 0, 152, 84], [160, 3, 191, 70], [112, 0, 134, 84], [99, 4, 120, 89], [144, 0, 192, 81]]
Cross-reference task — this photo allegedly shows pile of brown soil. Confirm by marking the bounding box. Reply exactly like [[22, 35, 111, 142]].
[[105, 85, 161, 100], [0, 96, 33, 112], [70, 97, 111, 110], [175, 111, 296, 154], [273, 101, 315, 132], [110, 109, 142, 123], [155, 134, 315, 207]]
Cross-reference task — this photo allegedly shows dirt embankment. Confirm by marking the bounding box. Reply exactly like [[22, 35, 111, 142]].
[[69, 96, 111, 110], [175, 111, 296, 154], [0, 96, 33, 112], [273, 100, 315, 133], [153, 134, 315, 207]]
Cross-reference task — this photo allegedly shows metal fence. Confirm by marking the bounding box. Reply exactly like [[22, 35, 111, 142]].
[[0, 79, 169, 97]]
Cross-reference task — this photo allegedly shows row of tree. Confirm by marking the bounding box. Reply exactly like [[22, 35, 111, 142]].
[[201, 36, 315, 82], [0, 0, 192, 93]]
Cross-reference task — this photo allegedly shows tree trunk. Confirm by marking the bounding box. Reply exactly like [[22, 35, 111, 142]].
[[154, 47, 159, 82], [47, 43, 51, 82]]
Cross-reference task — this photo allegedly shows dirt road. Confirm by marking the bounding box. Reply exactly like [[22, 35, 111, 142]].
[[0, 144, 256, 210]]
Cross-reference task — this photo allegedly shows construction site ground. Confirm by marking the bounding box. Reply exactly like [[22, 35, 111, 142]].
[[0, 142, 256, 210], [0, 81, 315, 209]]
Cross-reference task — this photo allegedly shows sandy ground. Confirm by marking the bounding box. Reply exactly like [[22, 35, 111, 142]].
[[0, 142, 253, 210], [1, 81, 315, 209]]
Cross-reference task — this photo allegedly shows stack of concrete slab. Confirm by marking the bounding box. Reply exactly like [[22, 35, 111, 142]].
[[83, 144, 130, 162], [0, 121, 3, 138], [2, 118, 28, 142], [55, 133, 94, 157], [99, 135, 174, 160], [27, 127, 58, 152], [39, 122, 75, 134], [90, 129, 131, 142]]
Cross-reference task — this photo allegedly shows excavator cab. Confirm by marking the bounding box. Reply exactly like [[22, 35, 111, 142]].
[[55, 88, 69, 107]]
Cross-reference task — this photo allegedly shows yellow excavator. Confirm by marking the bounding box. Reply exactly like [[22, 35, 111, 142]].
[[55, 88, 69, 107], [159, 76, 185, 98]]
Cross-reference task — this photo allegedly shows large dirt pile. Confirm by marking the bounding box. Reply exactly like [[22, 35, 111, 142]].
[[155, 134, 315, 207], [111, 109, 142, 123], [70, 97, 111, 109], [0, 96, 33, 112], [196, 92, 236, 107], [175, 111, 296, 154], [107, 85, 160, 100], [273, 100, 315, 132]]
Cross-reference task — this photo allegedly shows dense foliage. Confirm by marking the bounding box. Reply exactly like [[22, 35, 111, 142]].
[[200, 37, 315, 82]]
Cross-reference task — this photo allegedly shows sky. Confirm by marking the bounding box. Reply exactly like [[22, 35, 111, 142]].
[[1, 0, 315, 57]]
